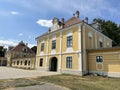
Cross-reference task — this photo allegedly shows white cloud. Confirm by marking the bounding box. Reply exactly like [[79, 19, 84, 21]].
[[36, 19, 52, 27], [19, 33, 23, 36], [0, 40, 18, 48], [10, 11, 19, 15], [0, 39, 36, 48]]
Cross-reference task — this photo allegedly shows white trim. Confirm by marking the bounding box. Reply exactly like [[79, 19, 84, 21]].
[[83, 25, 87, 72], [84, 23, 112, 41], [58, 32, 62, 72], [37, 51, 81, 57], [46, 36, 49, 70], [41, 40, 44, 43], [51, 49, 56, 54], [52, 35, 56, 40], [108, 72, 120, 77], [66, 47, 73, 52], [99, 37, 103, 42], [104, 38, 106, 48], [88, 32, 92, 37], [88, 52, 120, 55], [78, 25, 82, 72], [40, 51, 44, 55], [95, 32, 97, 48], [66, 31, 73, 37]]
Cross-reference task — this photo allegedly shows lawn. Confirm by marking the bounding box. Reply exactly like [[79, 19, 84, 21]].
[[0, 74, 120, 90]]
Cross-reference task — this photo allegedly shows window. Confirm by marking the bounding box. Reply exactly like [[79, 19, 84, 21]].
[[96, 56, 103, 63], [39, 58, 43, 66], [66, 57, 72, 68], [41, 43, 44, 51], [24, 48, 27, 53], [67, 36, 73, 47], [52, 40, 56, 49], [17, 61, 19, 65], [89, 37, 92, 48], [24, 60, 27, 65], [100, 41, 103, 48]]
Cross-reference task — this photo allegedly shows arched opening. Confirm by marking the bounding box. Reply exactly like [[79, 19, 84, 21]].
[[49, 57, 57, 71]]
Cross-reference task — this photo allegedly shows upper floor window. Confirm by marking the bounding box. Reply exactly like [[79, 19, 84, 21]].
[[67, 36, 73, 47], [66, 57, 72, 68], [100, 41, 103, 48], [89, 37, 92, 48], [88, 32, 93, 49], [52, 40, 56, 49], [41, 43, 44, 51]]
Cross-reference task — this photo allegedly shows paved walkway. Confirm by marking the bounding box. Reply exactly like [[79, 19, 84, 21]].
[[0, 67, 60, 79], [5, 83, 69, 90]]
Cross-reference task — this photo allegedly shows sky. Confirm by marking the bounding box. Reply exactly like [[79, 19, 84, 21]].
[[0, 0, 120, 48]]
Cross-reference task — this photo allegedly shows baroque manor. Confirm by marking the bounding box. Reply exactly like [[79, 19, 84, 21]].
[[36, 11, 120, 77]]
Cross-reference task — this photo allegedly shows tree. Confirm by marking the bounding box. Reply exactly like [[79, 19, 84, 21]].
[[0, 46, 6, 57], [93, 18, 120, 46], [31, 46, 37, 54]]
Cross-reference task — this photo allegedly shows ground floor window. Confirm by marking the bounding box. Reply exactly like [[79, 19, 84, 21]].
[[24, 60, 27, 65], [39, 58, 43, 66], [17, 61, 19, 65], [96, 56, 103, 63], [66, 57, 72, 68]]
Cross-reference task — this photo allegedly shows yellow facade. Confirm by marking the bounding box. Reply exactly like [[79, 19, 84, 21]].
[[36, 12, 117, 76], [87, 48, 120, 77]]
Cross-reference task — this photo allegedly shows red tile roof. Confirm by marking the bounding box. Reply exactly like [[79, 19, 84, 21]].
[[64, 17, 81, 27], [11, 42, 34, 53], [36, 17, 82, 40]]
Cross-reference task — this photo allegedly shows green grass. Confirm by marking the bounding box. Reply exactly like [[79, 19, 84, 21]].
[[0, 74, 120, 90]]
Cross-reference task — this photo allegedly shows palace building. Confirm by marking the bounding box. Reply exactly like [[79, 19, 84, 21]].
[[6, 41, 35, 69], [36, 11, 120, 77]]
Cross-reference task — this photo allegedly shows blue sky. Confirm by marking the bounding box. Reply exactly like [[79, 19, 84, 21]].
[[0, 0, 120, 48]]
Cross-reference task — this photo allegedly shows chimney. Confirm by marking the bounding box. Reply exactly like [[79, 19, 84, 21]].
[[85, 17, 88, 24], [61, 18, 65, 24], [75, 10, 80, 18], [48, 28, 51, 32]]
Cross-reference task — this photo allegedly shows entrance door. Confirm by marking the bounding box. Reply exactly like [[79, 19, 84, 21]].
[[50, 57, 57, 71]]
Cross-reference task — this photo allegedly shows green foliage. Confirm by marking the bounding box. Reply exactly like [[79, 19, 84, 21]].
[[0, 46, 6, 57], [93, 18, 120, 46], [31, 46, 37, 54]]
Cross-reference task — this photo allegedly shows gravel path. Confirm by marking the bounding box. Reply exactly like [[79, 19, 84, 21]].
[[0, 67, 60, 79], [5, 83, 69, 90]]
